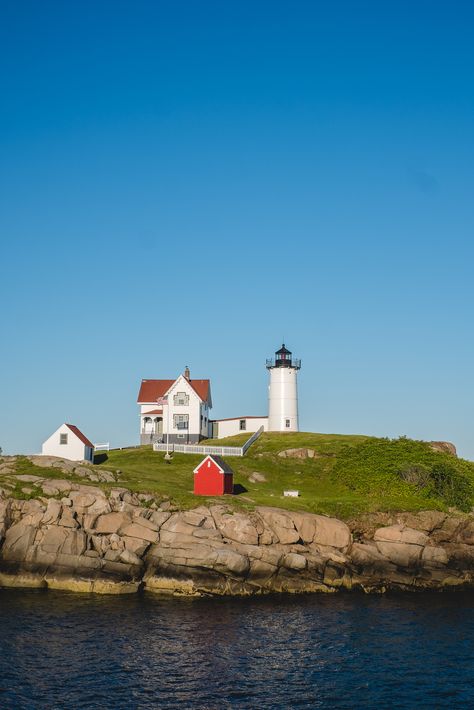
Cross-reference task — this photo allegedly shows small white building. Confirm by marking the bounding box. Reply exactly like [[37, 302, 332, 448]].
[[137, 367, 212, 445], [41, 423, 94, 462], [209, 416, 268, 439]]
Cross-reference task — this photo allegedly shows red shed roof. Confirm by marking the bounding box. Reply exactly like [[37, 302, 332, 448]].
[[65, 424, 94, 449], [193, 455, 234, 475], [137, 378, 211, 403], [141, 409, 163, 416]]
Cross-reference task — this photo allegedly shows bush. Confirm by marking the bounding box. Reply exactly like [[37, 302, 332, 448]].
[[398, 465, 431, 489], [430, 463, 473, 511]]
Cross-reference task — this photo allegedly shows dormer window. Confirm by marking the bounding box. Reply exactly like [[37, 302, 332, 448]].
[[174, 392, 189, 406]]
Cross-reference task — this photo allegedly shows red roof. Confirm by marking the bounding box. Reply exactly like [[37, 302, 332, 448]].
[[65, 424, 94, 449], [137, 378, 211, 403], [141, 409, 163, 416]]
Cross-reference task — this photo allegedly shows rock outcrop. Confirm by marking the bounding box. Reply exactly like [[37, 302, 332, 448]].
[[1, 481, 474, 595], [429, 441, 457, 456]]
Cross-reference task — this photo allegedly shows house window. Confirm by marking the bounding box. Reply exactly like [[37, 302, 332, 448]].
[[173, 414, 189, 430], [60, 433, 68, 445], [239, 419, 246, 431], [173, 392, 189, 406], [177, 434, 185, 439], [285, 419, 291, 428]]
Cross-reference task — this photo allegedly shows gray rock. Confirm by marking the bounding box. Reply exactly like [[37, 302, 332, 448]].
[[249, 472, 267, 483], [94, 512, 132, 534], [119, 522, 159, 543]]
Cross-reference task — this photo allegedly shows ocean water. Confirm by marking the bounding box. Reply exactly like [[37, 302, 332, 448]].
[[0, 589, 473, 709]]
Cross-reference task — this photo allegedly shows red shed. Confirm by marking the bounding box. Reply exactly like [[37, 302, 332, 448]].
[[193, 455, 234, 496]]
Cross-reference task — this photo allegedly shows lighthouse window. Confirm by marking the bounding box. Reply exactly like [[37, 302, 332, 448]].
[[285, 419, 290, 428], [239, 419, 246, 431]]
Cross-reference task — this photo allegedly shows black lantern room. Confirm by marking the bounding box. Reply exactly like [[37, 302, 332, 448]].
[[266, 343, 301, 370], [275, 343, 292, 367]]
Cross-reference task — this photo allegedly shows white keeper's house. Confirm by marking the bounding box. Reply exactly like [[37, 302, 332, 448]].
[[138, 367, 212, 445], [138, 343, 301, 444]]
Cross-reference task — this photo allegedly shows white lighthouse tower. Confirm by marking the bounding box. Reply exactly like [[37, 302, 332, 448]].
[[266, 343, 301, 432]]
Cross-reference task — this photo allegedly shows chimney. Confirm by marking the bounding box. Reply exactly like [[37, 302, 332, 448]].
[[184, 366, 190, 380]]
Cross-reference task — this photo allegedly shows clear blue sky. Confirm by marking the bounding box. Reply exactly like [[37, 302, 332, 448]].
[[1, 1, 473, 458]]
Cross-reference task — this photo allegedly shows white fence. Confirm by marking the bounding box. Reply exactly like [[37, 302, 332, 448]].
[[94, 443, 110, 451], [153, 426, 264, 457]]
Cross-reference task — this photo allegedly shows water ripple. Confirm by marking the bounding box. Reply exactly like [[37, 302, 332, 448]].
[[0, 590, 474, 708]]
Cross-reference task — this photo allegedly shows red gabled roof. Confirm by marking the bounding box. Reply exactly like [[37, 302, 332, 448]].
[[193, 455, 234, 475], [137, 378, 211, 403], [65, 424, 94, 449]]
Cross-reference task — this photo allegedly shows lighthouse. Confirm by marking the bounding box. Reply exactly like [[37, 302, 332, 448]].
[[266, 343, 301, 432]]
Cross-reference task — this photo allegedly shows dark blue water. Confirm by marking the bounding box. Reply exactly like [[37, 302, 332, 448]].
[[0, 590, 473, 709]]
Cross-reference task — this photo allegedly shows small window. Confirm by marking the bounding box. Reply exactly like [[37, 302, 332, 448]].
[[60, 433, 68, 445], [177, 434, 185, 439], [285, 419, 291, 428], [239, 419, 246, 431], [174, 392, 189, 406]]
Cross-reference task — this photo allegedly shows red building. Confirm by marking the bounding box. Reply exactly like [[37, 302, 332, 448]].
[[193, 455, 234, 496]]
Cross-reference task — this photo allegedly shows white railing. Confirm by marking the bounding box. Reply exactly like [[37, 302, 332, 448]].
[[153, 426, 264, 457], [242, 426, 264, 454], [94, 442, 110, 451]]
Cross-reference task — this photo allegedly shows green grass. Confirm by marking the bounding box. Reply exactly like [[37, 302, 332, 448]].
[[88, 432, 474, 518], [6, 433, 473, 518]]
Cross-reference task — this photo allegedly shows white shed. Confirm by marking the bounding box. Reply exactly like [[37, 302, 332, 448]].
[[41, 423, 94, 462]]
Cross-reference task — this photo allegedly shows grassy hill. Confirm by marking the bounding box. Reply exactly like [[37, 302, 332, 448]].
[[88, 432, 474, 518]]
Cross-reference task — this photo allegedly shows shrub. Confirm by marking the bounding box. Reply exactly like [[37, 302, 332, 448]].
[[430, 463, 473, 511]]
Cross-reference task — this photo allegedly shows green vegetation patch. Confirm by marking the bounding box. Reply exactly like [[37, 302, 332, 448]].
[[8, 432, 474, 518], [333, 437, 474, 512]]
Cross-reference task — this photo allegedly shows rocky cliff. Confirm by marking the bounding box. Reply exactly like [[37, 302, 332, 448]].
[[2, 479, 474, 595]]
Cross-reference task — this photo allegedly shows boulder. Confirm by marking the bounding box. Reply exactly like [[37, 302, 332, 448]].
[[161, 514, 201, 537], [95, 512, 132, 534], [214, 549, 250, 576], [216, 513, 259, 546], [397, 511, 447, 533], [374, 525, 429, 546], [257, 508, 300, 545], [350, 542, 396, 572], [375, 541, 423, 568], [41, 499, 62, 525], [149, 511, 172, 528], [277, 448, 316, 459], [282, 552, 307, 571], [39, 526, 69, 555], [456, 519, 474, 546], [422, 546, 449, 567], [249, 472, 267, 483], [58, 509, 78, 528], [119, 522, 159, 543], [2, 522, 37, 561], [119, 549, 143, 566], [429, 441, 457, 456], [122, 536, 150, 557], [61, 529, 87, 556], [15, 474, 43, 483]]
